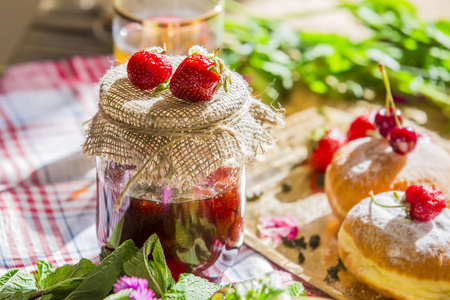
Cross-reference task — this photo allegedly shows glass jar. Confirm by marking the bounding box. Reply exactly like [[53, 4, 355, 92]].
[[96, 157, 245, 280]]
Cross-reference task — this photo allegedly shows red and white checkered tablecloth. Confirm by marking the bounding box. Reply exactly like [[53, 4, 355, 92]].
[[0, 56, 327, 297]]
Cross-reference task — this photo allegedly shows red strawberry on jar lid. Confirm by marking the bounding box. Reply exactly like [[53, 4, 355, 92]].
[[169, 45, 231, 102], [127, 46, 172, 90]]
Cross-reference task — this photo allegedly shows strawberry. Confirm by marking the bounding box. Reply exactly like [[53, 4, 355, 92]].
[[309, 127, 346, 172], [404, 185, 447, 222], [227, 213, 243, 247], [213, 188, 240, 242], [169, 47, 230, 102], [371, 185, 447, 222], [127, 47, 172, 90], [346, 113, 375, 141]]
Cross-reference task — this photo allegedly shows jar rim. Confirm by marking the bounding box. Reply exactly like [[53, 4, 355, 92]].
[[113, 0, 225, 28]]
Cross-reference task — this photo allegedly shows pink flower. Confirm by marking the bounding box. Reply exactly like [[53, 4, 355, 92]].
[[259, 216, 299, 242], [113, 276, 160, 300], [130, 288, 159, 300], [113, 276, 148, 292]]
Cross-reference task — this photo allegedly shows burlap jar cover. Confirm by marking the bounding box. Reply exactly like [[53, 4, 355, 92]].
[[83, 55, 284, 208]]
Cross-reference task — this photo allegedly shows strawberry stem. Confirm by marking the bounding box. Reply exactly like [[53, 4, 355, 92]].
[[378, 63, 402, 128], [151, 80, 170, 97], [370, 191, 404, 208]]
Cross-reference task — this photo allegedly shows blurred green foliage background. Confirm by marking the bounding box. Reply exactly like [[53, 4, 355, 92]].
[[222, 0, 450, 119]]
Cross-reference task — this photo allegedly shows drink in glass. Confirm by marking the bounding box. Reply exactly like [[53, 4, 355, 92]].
[[112, 0, 224, 63], [96, 159, 245, 280]]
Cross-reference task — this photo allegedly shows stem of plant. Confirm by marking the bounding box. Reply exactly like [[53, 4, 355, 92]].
[[29, 290, 45, 300], [378, 63, 402, 128], [370, 191, 404, 208]]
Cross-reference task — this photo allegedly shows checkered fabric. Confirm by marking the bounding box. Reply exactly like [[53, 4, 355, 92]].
[[0, 56, 327, 297]]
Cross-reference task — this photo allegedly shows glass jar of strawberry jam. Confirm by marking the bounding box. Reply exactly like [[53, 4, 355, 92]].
[[83, 48, 283, 280], [96, 159, 245, 279]]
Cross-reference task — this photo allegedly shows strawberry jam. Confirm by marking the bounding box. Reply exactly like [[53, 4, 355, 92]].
[[96, 159, 245, 280]]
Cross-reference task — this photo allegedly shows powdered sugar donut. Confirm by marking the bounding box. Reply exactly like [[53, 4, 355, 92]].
[[325, 136, 450, 221], [338, 192, 450, 300]]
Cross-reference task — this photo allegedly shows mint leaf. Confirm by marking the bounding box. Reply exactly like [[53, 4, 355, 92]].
[[36, 261, 55, 288], [163, 274, 221, 300], [109, 217, 124, 249], [103, 289, 132, 300], [100, 246, 113, 262], [287, 282, 306, 297], [123, 234, 175, 298], [0, 269, 37, 300], [66, 239, 138, 300], [0, 290, 34, 300], [228, 277, 286, 300], [176, 238, 211, 266], [38, 258, 95, 299]]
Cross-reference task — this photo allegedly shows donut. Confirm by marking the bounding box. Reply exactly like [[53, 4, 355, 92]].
[[325, 136, 450, 221], [338, 192, 450, 300]]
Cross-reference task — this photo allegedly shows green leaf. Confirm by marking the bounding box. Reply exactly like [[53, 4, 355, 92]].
[[109, 217, 125, 250], [37, 261, 55, 289], [287, 282, 306, 297], [176, 238, 211, 266], [39, 258, 95, 299], [163, 274, 221, 300], [0, 269, 37, 300], [103, 289, 132, 300], [175, 219, 195, 249], [42, 259, 94, 288], [100, 246, 113, 262], [123, 234, 175, 298], [66, 239, 138, 300]]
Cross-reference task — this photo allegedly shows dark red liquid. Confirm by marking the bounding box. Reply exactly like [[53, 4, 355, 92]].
[[96, 161, 244, 280]]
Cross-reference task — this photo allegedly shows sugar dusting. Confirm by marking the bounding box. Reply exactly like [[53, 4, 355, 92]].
[[350, 159, 372, 174], [348, 191, 450, 265], [334, 137, 450, 202]]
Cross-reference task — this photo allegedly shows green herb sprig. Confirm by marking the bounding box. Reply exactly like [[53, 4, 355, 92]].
[[0, 234, 305, 300]]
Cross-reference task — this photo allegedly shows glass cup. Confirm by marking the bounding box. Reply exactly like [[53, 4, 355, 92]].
[[112, 0, 225, 63], [96, 158, 245, 280]]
